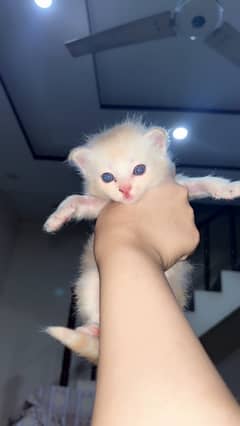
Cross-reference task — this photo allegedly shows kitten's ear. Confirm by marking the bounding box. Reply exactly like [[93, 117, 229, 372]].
[[68, 146, 91, 173], [145, 127, 168, 151]]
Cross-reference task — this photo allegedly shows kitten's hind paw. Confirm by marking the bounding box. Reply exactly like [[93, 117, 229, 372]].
[[79, 323, 100, 337], [45, 326, 99, 363]]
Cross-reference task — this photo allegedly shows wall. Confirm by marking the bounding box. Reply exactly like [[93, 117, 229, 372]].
[[191, 206, 240, 290], [0, 219, 92, 424], [217, 349, 240, 402], [0, 191, 18, 291]]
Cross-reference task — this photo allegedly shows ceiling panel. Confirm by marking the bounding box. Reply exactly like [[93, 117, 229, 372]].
[[96, 38, 240, 110], [88, 0, 177, 31], [0, 0, 100, 157], [0, 0, 239, 172], [89, 0, 240, 110]]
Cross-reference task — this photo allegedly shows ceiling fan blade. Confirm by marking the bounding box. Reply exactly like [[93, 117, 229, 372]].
[[65, 11, 176, 57], [205, 22, 240, 67]]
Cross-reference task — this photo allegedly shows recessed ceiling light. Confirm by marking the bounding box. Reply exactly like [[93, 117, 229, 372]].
[[172, 127, 188, 140], [34, 0, 52, 8]]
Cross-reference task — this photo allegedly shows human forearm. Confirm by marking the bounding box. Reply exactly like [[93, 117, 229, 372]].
[[92, 237, 240, 426]]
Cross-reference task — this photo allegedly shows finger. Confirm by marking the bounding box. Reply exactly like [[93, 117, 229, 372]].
[[176, 184, 189, 200]]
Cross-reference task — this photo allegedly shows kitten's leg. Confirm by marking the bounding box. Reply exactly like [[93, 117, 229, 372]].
[[44, 195, 107, 233], [75, 235, 100, 324], [176, 174, 240, 200], [46, 235, 100, 364], [46, 326, 99, 364]]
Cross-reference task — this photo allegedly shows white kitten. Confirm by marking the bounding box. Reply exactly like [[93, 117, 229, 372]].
[[44, 119, 240, 364]]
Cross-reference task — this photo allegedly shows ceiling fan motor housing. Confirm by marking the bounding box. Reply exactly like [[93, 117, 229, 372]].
[[175, 0, 224, 39]]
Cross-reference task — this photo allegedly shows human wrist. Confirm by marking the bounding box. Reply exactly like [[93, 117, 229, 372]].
[[94, 223, 162, 270]]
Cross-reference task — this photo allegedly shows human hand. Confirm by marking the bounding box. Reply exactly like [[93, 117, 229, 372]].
[[94, 181, 199, 270]]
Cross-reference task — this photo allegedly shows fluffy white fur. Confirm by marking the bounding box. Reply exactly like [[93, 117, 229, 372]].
[[44, 119, 240, 364]]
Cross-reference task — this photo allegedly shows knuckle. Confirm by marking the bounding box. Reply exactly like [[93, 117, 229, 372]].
[[179, 184, 189, 199], [193, 229, 200, 246], [189, 206, 195, 220]]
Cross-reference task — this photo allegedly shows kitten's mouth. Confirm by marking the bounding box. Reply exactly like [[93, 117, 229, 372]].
[[122, 193, 134, 203]]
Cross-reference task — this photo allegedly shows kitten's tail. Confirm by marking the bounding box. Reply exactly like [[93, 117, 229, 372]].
[[45, 326, 99, 364]]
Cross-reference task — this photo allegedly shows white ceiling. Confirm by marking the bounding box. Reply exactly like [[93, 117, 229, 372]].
[[0, 0, 240, 220]]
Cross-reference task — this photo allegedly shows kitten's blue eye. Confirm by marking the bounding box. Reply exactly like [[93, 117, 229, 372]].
[[133, 164, 146, 176], [101, 172, 115, 183]]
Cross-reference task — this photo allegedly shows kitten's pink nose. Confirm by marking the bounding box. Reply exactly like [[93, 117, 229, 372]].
[[119, 184, 132, 198]]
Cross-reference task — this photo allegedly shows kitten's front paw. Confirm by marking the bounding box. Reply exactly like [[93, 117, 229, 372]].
[[213, 182, 240, 200], [43, 195, 84, 232], [228, 181, 240, 199], [43, 205, 75, 233]]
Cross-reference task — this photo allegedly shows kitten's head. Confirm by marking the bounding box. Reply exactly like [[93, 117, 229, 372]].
[[69, 120, 174, 203]]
